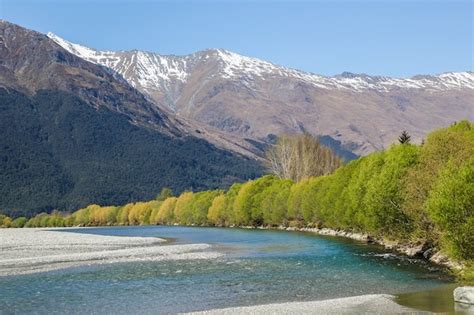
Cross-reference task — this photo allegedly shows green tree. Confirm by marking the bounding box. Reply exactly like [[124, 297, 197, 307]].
[[188, 190, 222, 225], [221, 183, 243, 225], [233, 176, 276, 226], [426, 158, 474, 260], [398, 130, 411, 144], [287, 180, 306, 223], [403, 120, 474, 238], [342, 155, 384, 230], [12, 217, 27, 228], [364, 145, 419, 238], [270, 180, 293, 225], [260, 179, 293, 226]]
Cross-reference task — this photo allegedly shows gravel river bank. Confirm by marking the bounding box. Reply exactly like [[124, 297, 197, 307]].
[[0, 228, 221, 276]]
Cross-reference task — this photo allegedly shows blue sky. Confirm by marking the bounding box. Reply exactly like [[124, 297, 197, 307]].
[[1, 0, 472, 77]]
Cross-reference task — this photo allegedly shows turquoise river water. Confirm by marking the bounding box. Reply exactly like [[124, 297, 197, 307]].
[[0, 226, 455, 314]]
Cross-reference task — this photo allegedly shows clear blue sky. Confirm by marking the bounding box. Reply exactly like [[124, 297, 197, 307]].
[[1, 0, 472, 77]]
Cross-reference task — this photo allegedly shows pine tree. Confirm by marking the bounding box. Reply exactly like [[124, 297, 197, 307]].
[[398, 130, 411, 144]]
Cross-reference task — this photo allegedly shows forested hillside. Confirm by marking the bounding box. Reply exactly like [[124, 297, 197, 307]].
[[3, 122, 473, 277], [0, 89, 262, 215]]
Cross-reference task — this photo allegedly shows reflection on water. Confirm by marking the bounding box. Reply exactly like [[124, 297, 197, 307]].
[[0, 226, 456, 314], [396, 284, 474, 314], [396, 284, 457, 314]]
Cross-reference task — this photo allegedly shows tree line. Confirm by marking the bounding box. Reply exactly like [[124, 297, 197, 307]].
[[2, 122, 473, 276]]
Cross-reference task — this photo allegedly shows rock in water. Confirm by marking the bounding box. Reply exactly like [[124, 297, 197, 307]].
[[454, 287, 474, 305]]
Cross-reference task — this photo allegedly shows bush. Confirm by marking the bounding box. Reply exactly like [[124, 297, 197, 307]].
[[0, 215, 12, 228]]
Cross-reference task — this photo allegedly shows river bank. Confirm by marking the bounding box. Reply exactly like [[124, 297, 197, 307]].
[[186, 294, 418, 314], [246, 225, 464, 273], [0, 228, 221, 276], [2, 223, 461, 278]]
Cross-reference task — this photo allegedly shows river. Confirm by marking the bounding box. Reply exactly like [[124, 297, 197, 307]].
[[0, 226, 455, 313]]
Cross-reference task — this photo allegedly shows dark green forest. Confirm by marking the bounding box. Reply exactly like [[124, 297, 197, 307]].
[[0, 88, 263, 216]]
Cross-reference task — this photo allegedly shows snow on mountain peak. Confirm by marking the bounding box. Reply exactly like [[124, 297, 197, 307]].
[[47, 32, 474, 94], [213, 49, 278, 79], [133, 50, 189, 85], [206, 49, 474, 91], [47, 32, 116, 62], [47, 33, 190, 92]]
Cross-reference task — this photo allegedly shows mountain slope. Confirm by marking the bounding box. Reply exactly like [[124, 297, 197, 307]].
[[49, 33, 474, 155], [0, 21, 263, 215]]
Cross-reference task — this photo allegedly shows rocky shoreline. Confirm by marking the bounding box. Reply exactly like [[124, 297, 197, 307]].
[[249, 225, 464, 272]]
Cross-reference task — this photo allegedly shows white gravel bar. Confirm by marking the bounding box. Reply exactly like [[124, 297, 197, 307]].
[[187, 294, 419, 314], [0, 228, 221, 276]]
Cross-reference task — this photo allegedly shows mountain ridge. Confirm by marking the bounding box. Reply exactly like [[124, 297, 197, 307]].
[[0, 21, 264, 158], [47, 32, 474, 93], [48, 31, 474, 156], [0, 20, 263, 214]]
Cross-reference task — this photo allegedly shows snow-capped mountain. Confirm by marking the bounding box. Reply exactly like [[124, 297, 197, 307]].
[[48, 32, 474, 155], [0, 20, 265, 213], [48, 32, 474, 94]]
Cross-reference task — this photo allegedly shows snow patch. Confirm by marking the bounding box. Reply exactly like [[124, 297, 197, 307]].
[[47, 33, 474, 93]]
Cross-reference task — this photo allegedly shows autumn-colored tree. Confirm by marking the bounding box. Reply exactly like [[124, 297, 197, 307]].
[[174, 192, 194, 225], [0, 215, 12, 228], [152, 197, 177, 224], [207, 194, 226, 226]]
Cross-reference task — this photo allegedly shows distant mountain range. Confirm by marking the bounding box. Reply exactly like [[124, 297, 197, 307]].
[[0, 21, 262, 215], [48, 32, 474, 156], [0, 20, 472, 214]]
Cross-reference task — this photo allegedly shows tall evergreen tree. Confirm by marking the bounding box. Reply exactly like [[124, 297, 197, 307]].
[[398, 130, 411, 144]]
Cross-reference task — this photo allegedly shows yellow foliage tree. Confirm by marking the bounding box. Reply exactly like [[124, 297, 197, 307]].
[[174, 192, 194, 224], [128, 202, 148, 225], [117, 203, 134, 225], [207, 194, 225, 226], [152, 197, 177, 224]]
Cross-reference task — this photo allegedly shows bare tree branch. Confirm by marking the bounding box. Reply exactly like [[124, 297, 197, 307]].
[[265, 133, 342, 181]]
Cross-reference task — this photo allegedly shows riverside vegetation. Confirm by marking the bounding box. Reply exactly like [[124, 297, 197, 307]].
[[1, 122, 473, 279]]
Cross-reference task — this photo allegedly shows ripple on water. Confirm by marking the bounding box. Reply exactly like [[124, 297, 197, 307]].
[[0, 226, 454, 314]]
